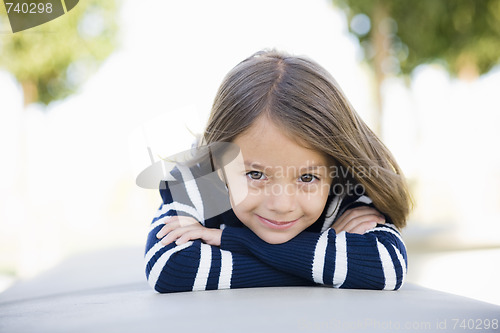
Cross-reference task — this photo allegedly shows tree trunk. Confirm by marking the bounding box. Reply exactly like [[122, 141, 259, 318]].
[[371, 1, 390, 137], [456, 53, 479, 81], [21, 80, 38, 107]]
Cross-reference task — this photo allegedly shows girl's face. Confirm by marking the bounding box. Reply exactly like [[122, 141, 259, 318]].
[[225, 117, 334, 244]]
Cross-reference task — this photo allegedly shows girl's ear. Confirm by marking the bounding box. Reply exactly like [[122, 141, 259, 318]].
[[217, 168, 228, 190], [217, 168, 225, 182]]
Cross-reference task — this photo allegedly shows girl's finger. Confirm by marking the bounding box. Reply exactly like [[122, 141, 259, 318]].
[[333, 207, 384, 231], [156, 225, 169, 239], [156, 221, 178, 239], [160, 227, 183, 245], [155, 216, 180, 238], [161, 225, 200, 245], [349, 221, 377, 235], [175, 229, 202, 246], [343, 214, 385, 233], [156, 216, 200, 239]]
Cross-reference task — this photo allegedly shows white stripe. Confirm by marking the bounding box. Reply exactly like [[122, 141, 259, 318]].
[[218, 249, 233, 289], [332, 232, 348, 288], [312, 231, 329, 284], [149, 216, 172, 233], [380, 223, 400, 235], [192, 243, 212, 291], [366, 226, 405, 245], [147, 241, 193, 290], [355, 195, 372, 205], [144, 241, 166, 267], [154, 202, 201, 221], [392, 243, 407, 286], [154, 203, 174, 218], [321, 195, 343, 232], [178, 165, 205, 224], [376, 240, 397, 290]]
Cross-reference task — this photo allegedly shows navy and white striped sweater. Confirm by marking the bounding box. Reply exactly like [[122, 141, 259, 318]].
[[144, 163, 408, 293]]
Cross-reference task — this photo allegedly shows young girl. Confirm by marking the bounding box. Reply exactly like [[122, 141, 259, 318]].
[[144, 50, 412, 293]]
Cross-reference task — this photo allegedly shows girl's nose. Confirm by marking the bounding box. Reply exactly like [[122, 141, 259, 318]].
[[265, 184, 296, 213]]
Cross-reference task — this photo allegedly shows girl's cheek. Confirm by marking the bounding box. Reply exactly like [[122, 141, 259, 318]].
[[300, 188, 330, 212], [226, 178, 250, 207], [230, 190, 260, 211], [247, 180, 266, 192], [299, 183, 330, 199]]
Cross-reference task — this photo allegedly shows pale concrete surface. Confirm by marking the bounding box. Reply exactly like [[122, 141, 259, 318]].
[[1, 247, 499, 333]]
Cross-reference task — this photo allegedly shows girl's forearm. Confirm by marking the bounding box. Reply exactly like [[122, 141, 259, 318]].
[[145, 223, 315, 293], [220, 224, 407, 290]]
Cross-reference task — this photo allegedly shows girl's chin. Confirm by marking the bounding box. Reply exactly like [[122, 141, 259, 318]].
[[253, 229, 298, 244]]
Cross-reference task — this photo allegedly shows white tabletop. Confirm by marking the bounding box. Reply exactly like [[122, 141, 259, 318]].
[[1, 247, 499, 333]]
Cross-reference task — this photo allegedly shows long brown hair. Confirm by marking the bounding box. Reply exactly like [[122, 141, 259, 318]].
[[203, 50, 412, 229]]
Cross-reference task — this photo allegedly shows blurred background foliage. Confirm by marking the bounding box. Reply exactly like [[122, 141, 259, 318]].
[[0, 0, 499, 305], [334, 0, 500, 78], [0, 0, 119, 106], [333, 0, 500, 133]]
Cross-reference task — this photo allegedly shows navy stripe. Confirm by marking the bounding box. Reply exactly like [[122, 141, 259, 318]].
[[152, 208, 176, 223], [322, 231, 336, 285], [145, 242, 170, 279], [206, 247, 221, 290], [155, 242, 201, 293], [342, 234, 385, 290]]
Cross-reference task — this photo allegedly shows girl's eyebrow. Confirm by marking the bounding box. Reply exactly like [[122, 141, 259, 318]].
[[244, 161, 265, 169], [299, 165, 330, 174], [243, 161, 330, 173], [301, 165, 327, 170]]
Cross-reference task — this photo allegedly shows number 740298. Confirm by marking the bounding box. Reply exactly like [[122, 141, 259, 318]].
[[452, 318, 498, 330], [5, 2, 54, 14]]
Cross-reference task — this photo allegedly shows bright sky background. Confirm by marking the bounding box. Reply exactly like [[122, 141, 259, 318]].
[[1, 0, 500, 305]]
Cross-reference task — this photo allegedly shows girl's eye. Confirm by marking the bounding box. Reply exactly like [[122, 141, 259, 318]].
[[299, 174, 317, 183], [246, 171, 265, 180]]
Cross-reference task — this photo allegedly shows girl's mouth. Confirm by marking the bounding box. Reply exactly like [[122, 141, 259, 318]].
[[257, 215, 299, 230]]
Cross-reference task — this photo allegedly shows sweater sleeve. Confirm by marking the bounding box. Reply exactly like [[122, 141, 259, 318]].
[[220, 224, 407, 290], [144, 205, 315, 293], [145, 167, 314, 293]]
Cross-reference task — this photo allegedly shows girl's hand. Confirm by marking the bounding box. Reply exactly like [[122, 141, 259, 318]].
[[156, 216, 222, 247], [331, 206, 385, 234]]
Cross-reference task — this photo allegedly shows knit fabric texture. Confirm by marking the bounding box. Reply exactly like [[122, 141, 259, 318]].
[[144, 163, 407, 293]]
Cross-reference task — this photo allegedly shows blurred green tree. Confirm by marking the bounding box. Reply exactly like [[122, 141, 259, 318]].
[[0, 0, 118, 106], [333, 0, 500, 133]]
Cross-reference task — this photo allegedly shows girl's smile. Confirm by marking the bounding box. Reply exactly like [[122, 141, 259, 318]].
[[225, 116, 334, 244], [256, 215, 301, 230]]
